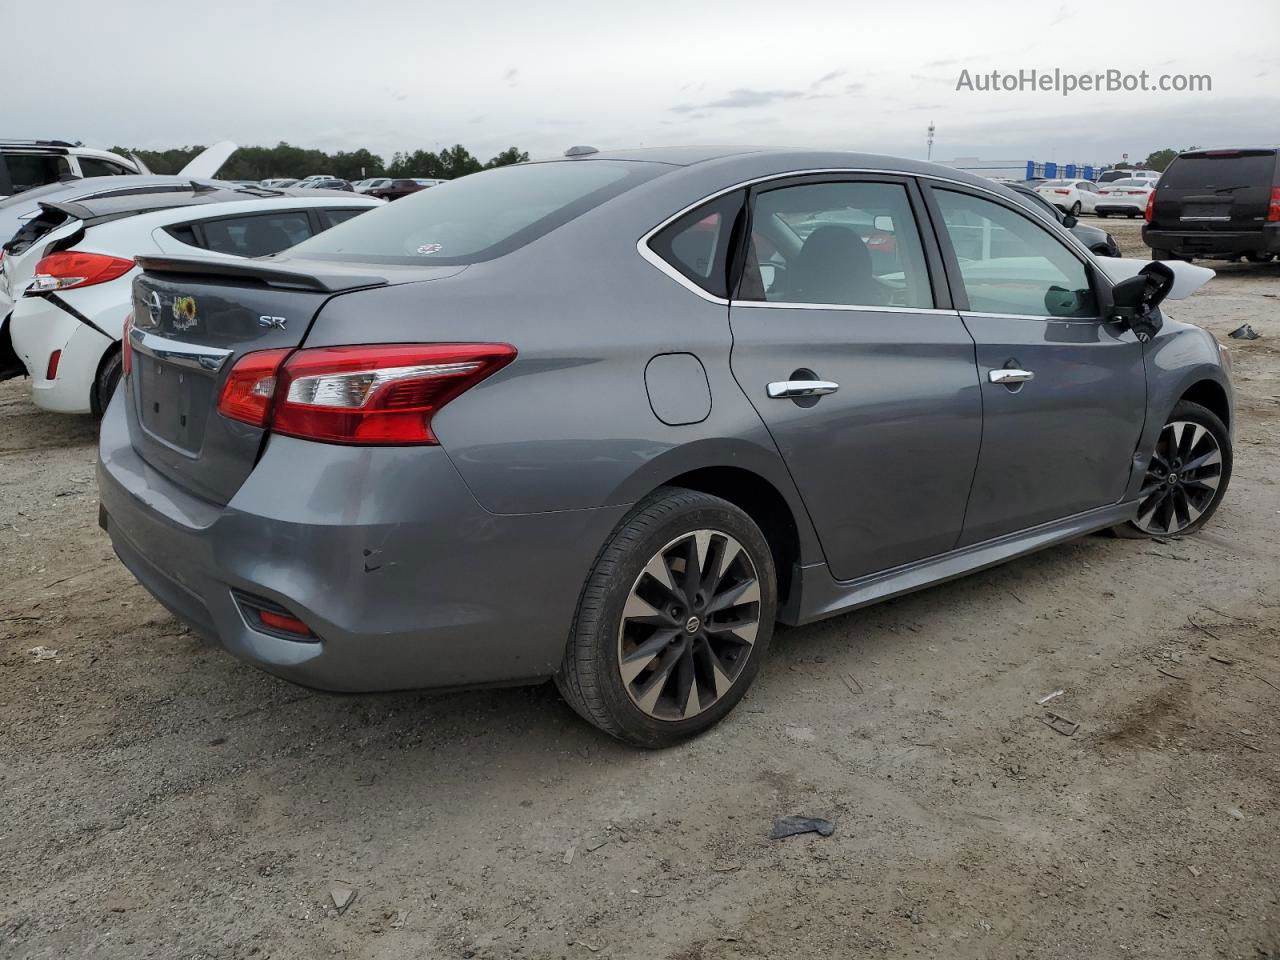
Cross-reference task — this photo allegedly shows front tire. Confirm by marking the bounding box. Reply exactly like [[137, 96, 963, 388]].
[[1116, 401, 1231, 539], [1070, 201, 1082, 216], [556, 488, 776, 748]]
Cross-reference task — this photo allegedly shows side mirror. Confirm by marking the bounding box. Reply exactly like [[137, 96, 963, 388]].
[[1061, 213, 1078, 228], [1109, 261, 1175, 342], [873, 215, 894, 232]]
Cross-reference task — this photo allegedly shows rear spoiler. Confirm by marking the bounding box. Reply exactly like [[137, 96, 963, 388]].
[[134, 254, 390, 293]]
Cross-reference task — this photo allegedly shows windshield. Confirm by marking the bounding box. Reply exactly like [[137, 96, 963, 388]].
[[285, 160, 666, 265]]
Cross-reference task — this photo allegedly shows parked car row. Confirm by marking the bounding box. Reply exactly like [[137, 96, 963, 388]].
[[0, 176, 381, 413]]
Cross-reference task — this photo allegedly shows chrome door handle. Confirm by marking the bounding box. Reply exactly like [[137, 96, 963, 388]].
[[989, 368, 1035, 385], [767, 380, 840, 399]]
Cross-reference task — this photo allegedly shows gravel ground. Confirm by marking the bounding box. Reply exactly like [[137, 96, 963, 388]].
[[2, 219, 1278, 959]]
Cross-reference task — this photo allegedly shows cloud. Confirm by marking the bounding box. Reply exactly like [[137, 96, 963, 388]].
[[669, 88, 805, 113], [1047, 3, 1071, 26], [809, 70, 845, 89], [503, 67, 519, 86], [845, 82, 867, 93]]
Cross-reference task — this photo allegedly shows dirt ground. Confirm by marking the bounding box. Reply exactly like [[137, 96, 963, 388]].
[[2, 218, 1278, 960]]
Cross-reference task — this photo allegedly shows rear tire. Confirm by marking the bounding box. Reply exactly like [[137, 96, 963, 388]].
[[91, 348, 123, 420], [1114, 401, 1231, 539], [1244, 252, 1275, 263], [1070, 201, 1082, 216], [1097, 211, 1108, 219], [555, 487, 777, 748]]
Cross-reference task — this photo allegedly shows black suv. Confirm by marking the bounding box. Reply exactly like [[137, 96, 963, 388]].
[[1143, 147, 1280, 263]]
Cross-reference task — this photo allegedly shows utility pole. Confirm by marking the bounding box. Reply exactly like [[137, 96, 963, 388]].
[[927, 122, 935, 161]]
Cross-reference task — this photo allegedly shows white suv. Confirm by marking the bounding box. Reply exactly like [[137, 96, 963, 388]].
[[0, 140, 149, 198]]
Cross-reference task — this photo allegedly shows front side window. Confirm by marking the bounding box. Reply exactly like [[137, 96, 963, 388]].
[[934, 189, 1097, 318], [288, 160, 665, 265], [198, 211, 314, 257], [3, 153, 71, 193], [738, 180, 933, 309]]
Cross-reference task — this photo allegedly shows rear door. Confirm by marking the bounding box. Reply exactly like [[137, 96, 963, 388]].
[[1151, 149, 1278, 236], [924, 184, 1146, 545], [726, 174, 982, 582]]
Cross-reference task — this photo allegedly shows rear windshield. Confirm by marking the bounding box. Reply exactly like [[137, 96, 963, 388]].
[[285, 160, 666, 265], [1107, 179, 1151, 187], [1040, 180, 1072, 187], [1162, 153, 1277, 190]]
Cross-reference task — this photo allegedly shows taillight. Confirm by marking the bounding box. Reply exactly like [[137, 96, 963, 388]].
[[216, 348, 292, 427], [27, 252, 134, 293], [215, 343, 516, 444], [46, 350, 62, 380], [1268, 186, 1280, 222], [121, 313, 134, 377], [1054, 189, 1070, 195], [272, 343, 516, 445], [1145, 189, 1157, 222]]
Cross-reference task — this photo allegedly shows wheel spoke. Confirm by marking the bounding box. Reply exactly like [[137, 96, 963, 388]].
[[620, 629, 679, 684], [623, 591, 675, 627], [632, 648, 681, 715], [641, 552, 679, 600], [1135, 487, 1169, 529], [706, 576, 760, 614], [1182, 448, 1221, 473]]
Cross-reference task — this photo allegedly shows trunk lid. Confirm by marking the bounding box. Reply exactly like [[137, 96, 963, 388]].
[[125, 255, 462, 505], [1150, 149, 1278, 232]]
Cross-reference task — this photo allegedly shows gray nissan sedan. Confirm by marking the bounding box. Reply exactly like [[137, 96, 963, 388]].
[[98, 147, 1233, 746]]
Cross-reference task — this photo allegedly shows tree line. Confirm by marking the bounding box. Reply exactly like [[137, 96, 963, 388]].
[[110, 142, 530, 182]]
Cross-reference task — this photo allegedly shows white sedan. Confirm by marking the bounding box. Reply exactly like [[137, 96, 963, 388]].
[[5, 187, 380, 415], [1095, 178, 1156, 218], [1034, 179, 1103, 216]]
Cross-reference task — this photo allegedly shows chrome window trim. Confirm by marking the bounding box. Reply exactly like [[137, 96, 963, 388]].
[[636, 166, 1101, 308], [962, 310, 1103, 323], [733, 301, 960, 316]]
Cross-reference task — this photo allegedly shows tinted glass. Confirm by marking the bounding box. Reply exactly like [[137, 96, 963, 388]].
[[935, 190, 1097, 318], [199, 211, 313, 257], [1161, 153, 1276, 189], [3, 154, 71, 192], [77, 157, 130, 177], [287, 160, 664, 265], [739, 180, 933, 309], [648, 191, 742, 298], [320, 207, 369, 229]]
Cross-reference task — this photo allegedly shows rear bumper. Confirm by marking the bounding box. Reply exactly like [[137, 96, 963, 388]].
[[1096, 201, 1143, 214], [1143, 223, 1280, 258], [9, 293, 115, 413], [97, 396, 627, 692]]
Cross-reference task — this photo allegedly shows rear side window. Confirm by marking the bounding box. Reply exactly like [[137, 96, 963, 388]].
[[192, 212, 314, 257], [1161, 152, 1277, 189], [647, 191, 743, 299], [738, 180, 934, 309], [320, 207, 369, 229], [77, 157, 131, 178], [287, 160, 665, 265], [3, 153, 71, 193]]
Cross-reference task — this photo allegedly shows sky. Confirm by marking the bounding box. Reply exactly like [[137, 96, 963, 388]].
[[4, 0, 1277, 167]]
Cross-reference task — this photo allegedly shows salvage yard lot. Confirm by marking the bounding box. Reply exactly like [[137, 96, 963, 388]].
[[1, 221, 1277, 959]]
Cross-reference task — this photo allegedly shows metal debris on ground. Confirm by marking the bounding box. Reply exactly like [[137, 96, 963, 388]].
[[842, 672, 864, 695], [1228, 323, 1260, 340], [29, 646, 58, 661], [769, 815, 836, 840], [1036, 689, 1065, 705], [1039, 711, 1080, 737], [330, 886, 356, 915], [563, 844, 577, 865], [1208, 654, 1235, 666]]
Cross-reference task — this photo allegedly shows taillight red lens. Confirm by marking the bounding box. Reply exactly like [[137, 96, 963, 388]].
[[216, 348, 292, 427], [1054, 189, 1070, 195], [1268, 187, 1280, 222], [1145, 189, 1157, 222], [272, 343, 516, 445], [121, 313, 134, 377], [28, 252, 134, 293], [46, 350, 62, 380], [258, 609, 313, 637]]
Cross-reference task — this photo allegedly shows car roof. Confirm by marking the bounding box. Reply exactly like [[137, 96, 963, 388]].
[[0, 175, 226, 212]]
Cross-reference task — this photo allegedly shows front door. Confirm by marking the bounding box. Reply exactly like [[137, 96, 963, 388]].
[[728, 175, 982, 582], [926, 185, 1147, 545]]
